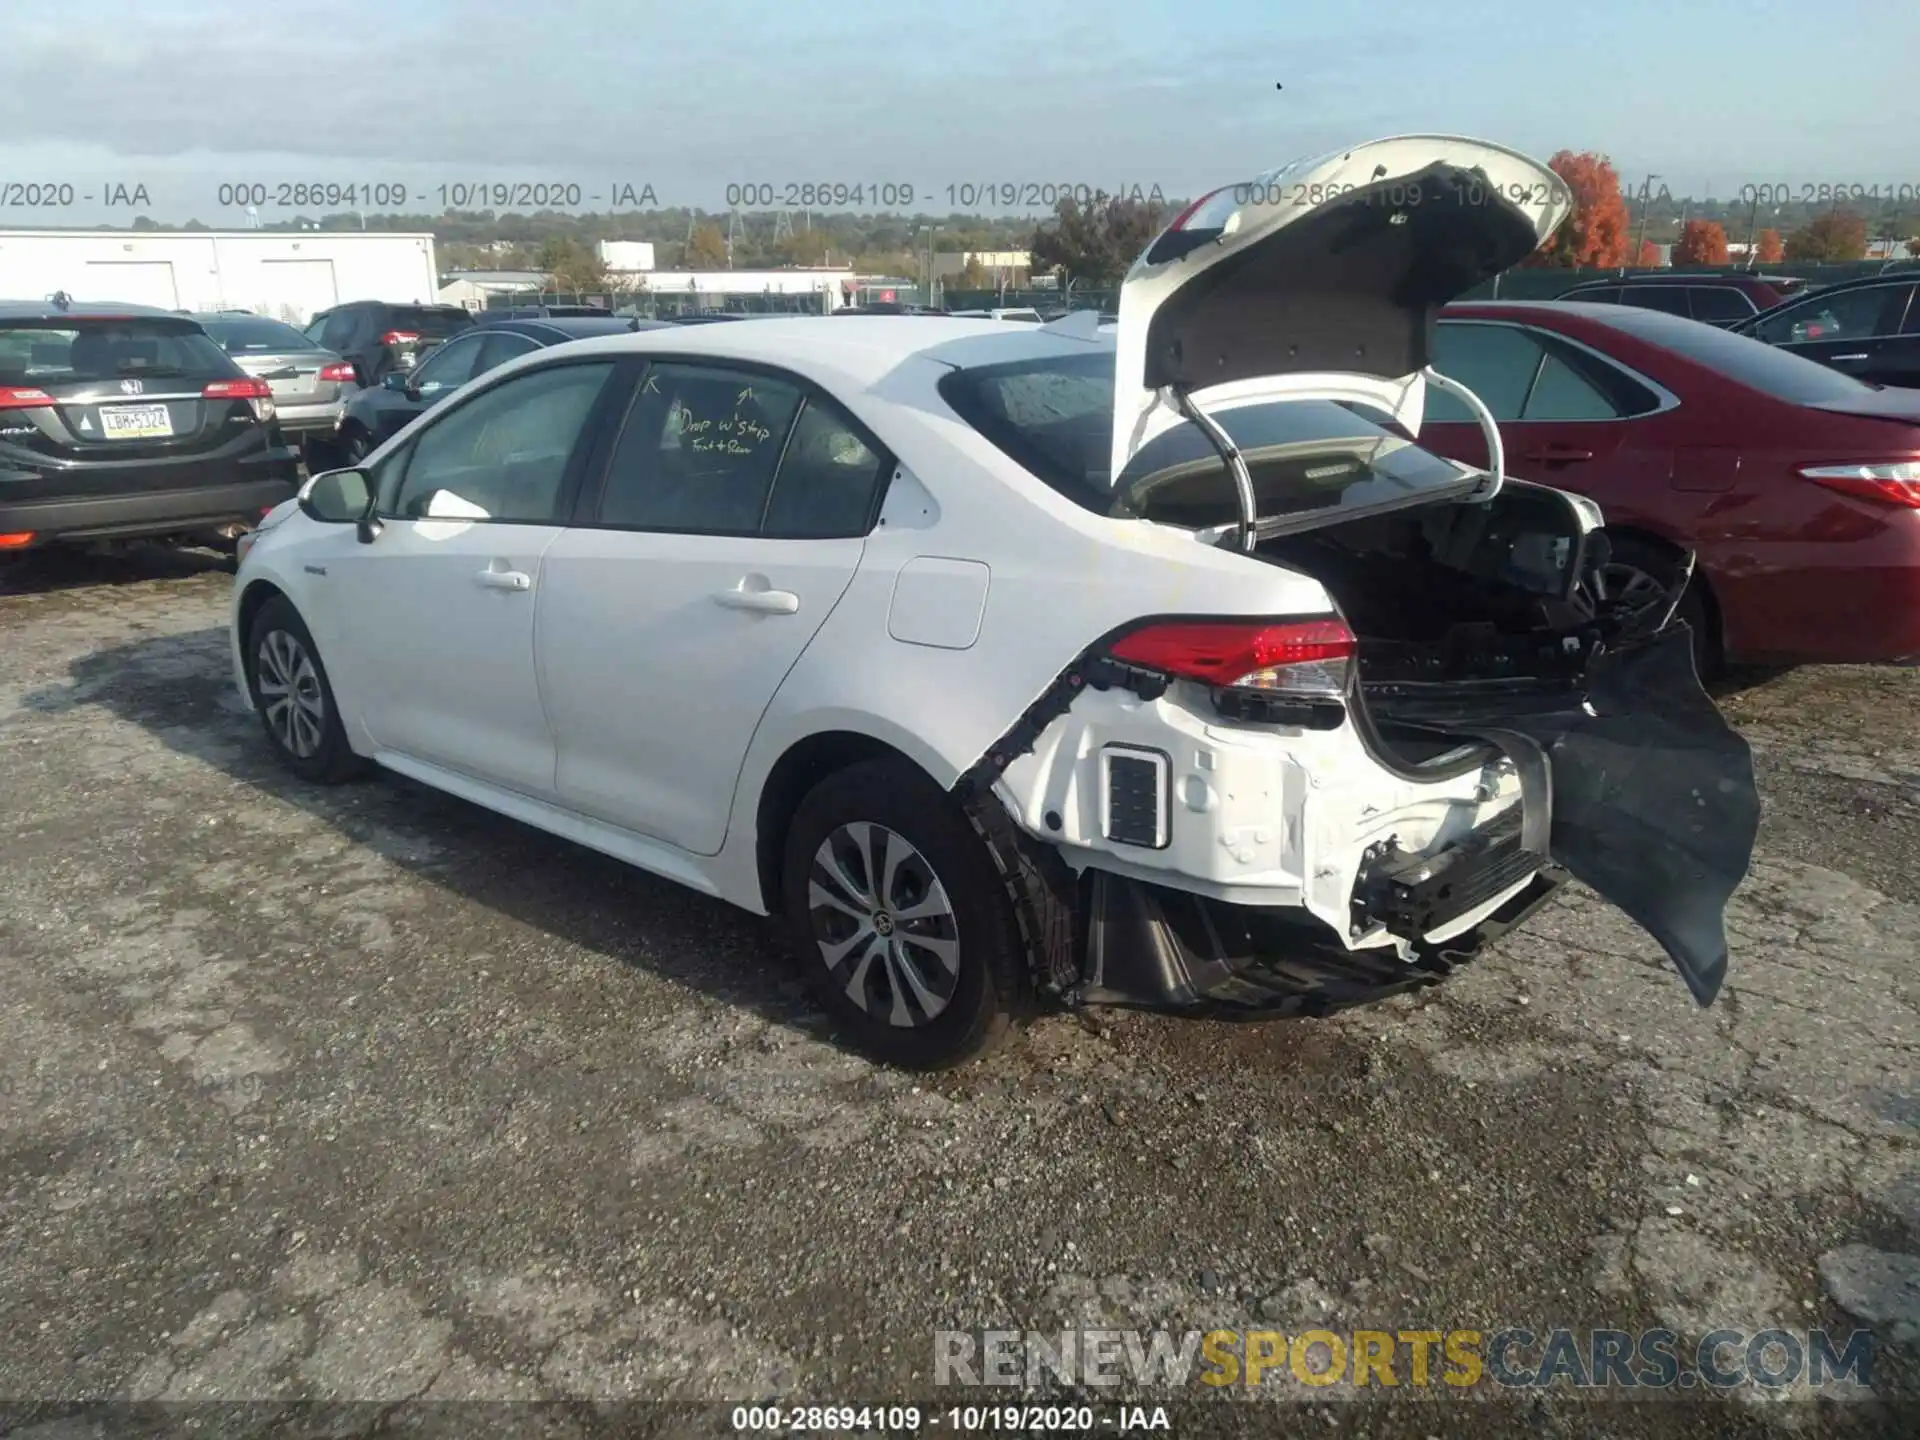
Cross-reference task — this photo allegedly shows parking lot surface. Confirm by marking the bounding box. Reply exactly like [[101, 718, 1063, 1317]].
[[1, 547, 1915, 1437]]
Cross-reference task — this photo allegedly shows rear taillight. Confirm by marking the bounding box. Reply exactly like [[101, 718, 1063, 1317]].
[[1108, 618, 1357, 696], [203, 378, 272, 400], [0, 386, 54, 410], [203, 377, 276, 423], [317, 362, 356, 383], [1797, 460, 1920, 509], [380, 330, 421, 346], [0, 532, 35, 548]]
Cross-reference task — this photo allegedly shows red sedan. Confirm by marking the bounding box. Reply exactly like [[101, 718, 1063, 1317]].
[[1421, 302, 1920, 667]]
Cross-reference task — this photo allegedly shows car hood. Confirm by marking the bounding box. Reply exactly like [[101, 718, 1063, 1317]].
[[1111, 134, 1573, 484]]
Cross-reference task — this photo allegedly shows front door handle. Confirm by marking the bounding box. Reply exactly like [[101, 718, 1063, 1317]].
[[1521, 444, 1595, 464], [714, 584, 800, 614], [1830, 352, 1870, 362], [476, 568, 532, 592]]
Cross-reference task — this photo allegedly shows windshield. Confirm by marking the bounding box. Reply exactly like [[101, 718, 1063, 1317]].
[[197, 316, 323, 353], [937, 348, 1474, 526], [0, 319, 239, 386]]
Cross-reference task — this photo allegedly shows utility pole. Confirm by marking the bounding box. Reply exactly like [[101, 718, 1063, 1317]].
[[1634, 175, 1661, 266]]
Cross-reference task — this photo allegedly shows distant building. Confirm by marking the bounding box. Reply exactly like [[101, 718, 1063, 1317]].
[[934, 250, 1031, 284], [437, 269, 557, 311], [598, 240, 657, 273]]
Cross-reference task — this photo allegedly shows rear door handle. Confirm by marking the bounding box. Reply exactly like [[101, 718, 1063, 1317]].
[[714, 585, 799, 614], [1830, 352, 1870, 362], [476, 568, 532, 592], [1521, 444, 1595, 463]]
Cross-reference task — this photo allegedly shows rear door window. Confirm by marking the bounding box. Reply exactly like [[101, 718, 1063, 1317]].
[[761, 397, 892, 537], [473, 331, 542, 376], [1687, 287, 1758, 324], [0, 319, 237, 386], [408, 333, 485, 397], [1426, 322, 1548, 420], [592, 363, 804, 533], [1619, 286, 1693, 316]]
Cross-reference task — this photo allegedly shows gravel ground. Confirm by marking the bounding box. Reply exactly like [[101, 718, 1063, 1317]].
[[0, 545, 1915, 1439]]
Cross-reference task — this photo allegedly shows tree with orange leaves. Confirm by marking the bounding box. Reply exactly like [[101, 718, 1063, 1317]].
[[1671, 219, 1730, 267], [1756, 229, 1785, 263], [1529, 151, 1631, 267], [1636, 240, 1662, 267]]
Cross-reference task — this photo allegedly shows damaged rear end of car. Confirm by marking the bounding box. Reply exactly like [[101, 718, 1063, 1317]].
[[947, 135, 1760, 1018]]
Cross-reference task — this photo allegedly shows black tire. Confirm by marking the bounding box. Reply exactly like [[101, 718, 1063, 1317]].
[[245, 596, 369, 784], [339, 428, 372, 466], [780, 758, 1024, 1069], [1599, 534, 1719, 678]]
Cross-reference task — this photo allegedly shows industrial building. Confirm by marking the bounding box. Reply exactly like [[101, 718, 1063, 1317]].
[[0, 230, 440, 324]]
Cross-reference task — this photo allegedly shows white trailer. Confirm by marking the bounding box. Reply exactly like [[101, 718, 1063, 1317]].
[[0, 231, 440, 326]]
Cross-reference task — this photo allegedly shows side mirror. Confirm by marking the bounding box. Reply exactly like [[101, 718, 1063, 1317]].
[[297, 467, 375, 535]]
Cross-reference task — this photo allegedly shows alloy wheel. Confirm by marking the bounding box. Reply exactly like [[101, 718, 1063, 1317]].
[[255, 629, 327, 759], [1587, 561, 1674, 622], [807, 822, 961, 1028]]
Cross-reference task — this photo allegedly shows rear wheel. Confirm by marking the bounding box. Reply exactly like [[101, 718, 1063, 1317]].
[[1591, 535, 1718, 677], [246, 596, 368, 784], [780, 758, 1024, 1069]]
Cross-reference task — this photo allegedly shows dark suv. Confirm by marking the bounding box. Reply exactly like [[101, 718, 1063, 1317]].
[[1555, 273, 1806, 327], [302, 301, 474, 387], [0, 299, 300, 553]]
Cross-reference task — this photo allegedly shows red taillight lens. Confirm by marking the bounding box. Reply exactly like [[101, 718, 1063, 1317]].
[[203, 378, 272, 400], [317, 362, 356, 382], [1109, 618, 1357, 693], [0, 532, 36, 548], [1797, 460, 1920, 509], [0, 386, 54, 409], [380, 330, 420, 346]]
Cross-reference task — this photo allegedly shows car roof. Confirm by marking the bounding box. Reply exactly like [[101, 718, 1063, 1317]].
[[0, 299, 191, 320], [1561, 273, 1767, 288], [493, 314, 1092, 390], [473, 316, 673, 340]]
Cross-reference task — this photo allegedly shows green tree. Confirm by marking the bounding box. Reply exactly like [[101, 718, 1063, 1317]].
[[1784, 210, 1869, 263], [1029, 190, 1173, 287], [685, 223, 728, 268], [535, 235, 608, 291]]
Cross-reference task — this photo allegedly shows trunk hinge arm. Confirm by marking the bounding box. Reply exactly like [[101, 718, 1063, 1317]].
[[1164, 385, 1259, 552], [1421, 366, 1505, 502]]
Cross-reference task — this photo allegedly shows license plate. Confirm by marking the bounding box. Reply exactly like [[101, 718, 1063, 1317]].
[[268, 378, 306, 397], [100, 403, 173, 439]]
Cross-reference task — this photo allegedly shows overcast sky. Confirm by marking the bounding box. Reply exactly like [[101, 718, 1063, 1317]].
[[4, 0, 1915, 225]]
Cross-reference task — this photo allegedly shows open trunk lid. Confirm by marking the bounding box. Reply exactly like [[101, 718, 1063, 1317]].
[[1111, 135, 1572, 487]]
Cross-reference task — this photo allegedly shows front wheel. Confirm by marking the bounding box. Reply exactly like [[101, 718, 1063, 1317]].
[[246, 596, 369, 784], [780, 758, 1025, 1069]]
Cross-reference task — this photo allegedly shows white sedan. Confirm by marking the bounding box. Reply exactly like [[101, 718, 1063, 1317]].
[[231, 135, 1759, 1067]]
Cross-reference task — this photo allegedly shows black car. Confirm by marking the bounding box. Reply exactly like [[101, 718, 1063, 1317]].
[[302, 301, 475, 387], [1731, 271, 1920, 388], [0, 298, 300, 553], [1555, 272, 1806, 328], [329, 315, 671, 462]]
